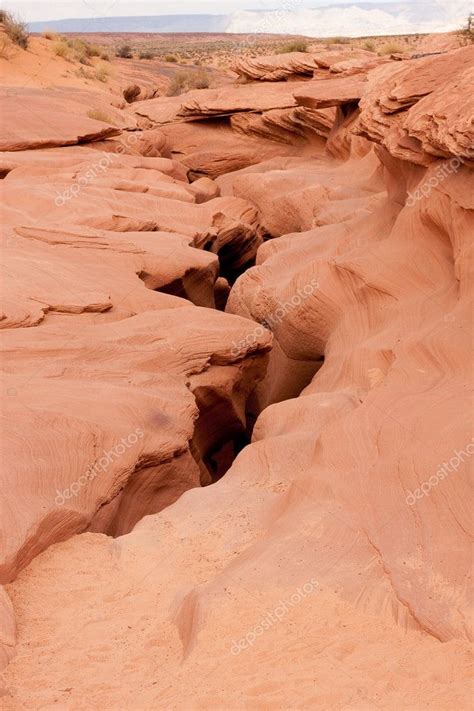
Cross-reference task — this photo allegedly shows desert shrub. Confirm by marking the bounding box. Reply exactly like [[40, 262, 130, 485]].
[[100, 51, 110, 61], [76, 66, 91, 79], [165, 54, 177, 62], [330, 36, 350, 44], [192, 68, 210, 89], [0, 34, 13, 58], [116, 44, 133, 58], [43, 30, 57, 40], [53, 39, 69, 58], [76, 52, 91, 65], [363, 39, 375, 51], [139, 50, 154, 59], [85, 43, 101, 57], [69, 38, 84, 51], [379, 42, 403, 55], [61, 38, 91, 64], [458, 12, 474, 44], [94, 64, 110, 82], [166, 68, 210, 96], [87, 108, 115, 124], [166, 72, 188, 96], [278, 39, 308, 53], [1, 10, 29, 49]]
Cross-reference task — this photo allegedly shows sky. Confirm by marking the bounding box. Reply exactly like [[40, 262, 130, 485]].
[[2, 0, 399, 22]]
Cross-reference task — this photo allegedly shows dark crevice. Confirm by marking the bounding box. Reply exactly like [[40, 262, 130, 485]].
[[131, 203, 316, 520], [204, 431, 251, 483], [189, 353, 268, 485], [138, 266, 217, 308]]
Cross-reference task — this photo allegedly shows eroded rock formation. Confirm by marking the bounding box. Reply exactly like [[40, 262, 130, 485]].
[[0, 40, 472, 710]]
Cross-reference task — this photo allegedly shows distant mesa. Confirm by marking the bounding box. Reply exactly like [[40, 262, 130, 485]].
[[29, 1, 470, 36]]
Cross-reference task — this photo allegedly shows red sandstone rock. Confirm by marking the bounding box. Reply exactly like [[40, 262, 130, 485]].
[[357, 45, 474, 164], [0, 37, 472, 711], [0, 88, 139, 150], [232, 49, 379, 82], [294, 75, 368, 108], [232, 51, 320, 81]]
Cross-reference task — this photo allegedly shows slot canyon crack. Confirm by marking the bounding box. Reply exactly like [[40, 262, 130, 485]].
[[0, 34, 472, 711]]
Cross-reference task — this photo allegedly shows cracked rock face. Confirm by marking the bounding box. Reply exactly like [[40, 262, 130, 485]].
[[0, 34, 473, 710]]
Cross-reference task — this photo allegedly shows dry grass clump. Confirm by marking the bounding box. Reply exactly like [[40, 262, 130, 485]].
[[53, 39, 69, 58], [362, 39, 375, 51], [139, 50, 154, 59], [329, 36, 350, 45], [278, 39, 308, 53], [0, 34, 13, 58], [165, 54, 178, 62], [458, 12, 474, 44], [43, 30, 57, 40], [0, 9, 29, 49], [166, 68, 210, 96], [86, 43, 101, 57], [116, 44, 133, 58], [193, 68, 211, 88], [67, 38, 91, 64], [379, 41, 403, 55], [50, 35, 112, 71], [94, 63, 110, 82], [55, 38, 104, 64]]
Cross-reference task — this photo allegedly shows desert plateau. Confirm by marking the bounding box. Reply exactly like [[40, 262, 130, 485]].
[[0, 1, 473, 709]]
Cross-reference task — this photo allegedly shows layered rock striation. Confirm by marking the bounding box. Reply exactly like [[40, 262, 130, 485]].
[[0, 41, 472, 710]]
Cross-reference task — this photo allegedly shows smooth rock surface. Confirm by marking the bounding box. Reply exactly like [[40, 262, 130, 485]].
[[0, 35, 472, 710]]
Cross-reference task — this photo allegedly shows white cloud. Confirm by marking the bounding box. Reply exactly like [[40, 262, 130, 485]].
[[2, 0, 400, 22]]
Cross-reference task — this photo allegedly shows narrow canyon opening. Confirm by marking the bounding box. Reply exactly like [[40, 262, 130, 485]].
[[2, 24, 472, 709]]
